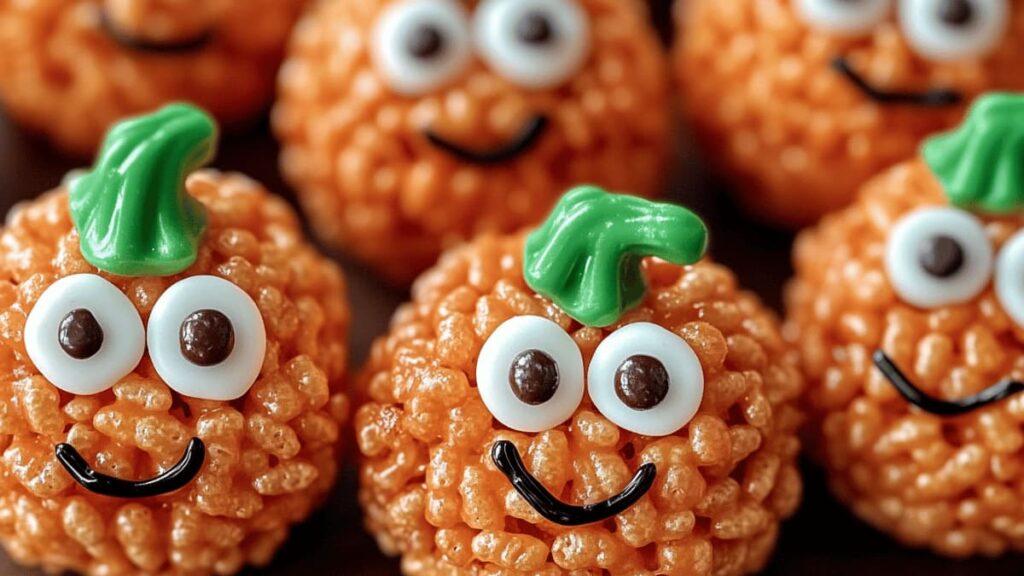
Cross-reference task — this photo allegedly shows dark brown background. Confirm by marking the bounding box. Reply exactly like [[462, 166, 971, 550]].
[[0, 1, 1022, 573]]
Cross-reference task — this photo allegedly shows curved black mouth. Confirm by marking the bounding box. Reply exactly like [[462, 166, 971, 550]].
[[832, 57, 962, 108], [424, 115, 549, 166], [56, 437, 205, 498], [490, 440, 656, 526], [99, 9, 213, 54], [874, 350, 1024, 417]]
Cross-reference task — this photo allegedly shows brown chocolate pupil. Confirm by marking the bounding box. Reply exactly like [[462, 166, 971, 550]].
[[919, 235, 965, 278], [407, 24, 445, 59], [516, 12, 554, 45], [615, 355, 670, 411], [58, 309, 104, 360], [179, 309, 235, 367], [509, 349, 559, 405], [938, 0, 974, 26]]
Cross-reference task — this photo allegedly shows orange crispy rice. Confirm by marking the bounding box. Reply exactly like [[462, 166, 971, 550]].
[[787, 94, 1024, 556], [0, 110, 349, 574], [0, 0, 307, 156], [357, 190, 804, 574], [274, 0, 671, 283], [675, 0, 1024, 227]]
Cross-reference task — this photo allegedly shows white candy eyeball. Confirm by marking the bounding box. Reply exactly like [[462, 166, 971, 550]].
[[474, 0, 590, 90], [587, 323, 704, 437], [886, 207, 993, 309], [147, 276, 266, 401], [372, 0, 473, 96], [476, 316, 585, 433], [899, 0, 1009, 61], [996, 229, 1024, 328], [796, 0, 892, 35], [24, 274, 145, 395]]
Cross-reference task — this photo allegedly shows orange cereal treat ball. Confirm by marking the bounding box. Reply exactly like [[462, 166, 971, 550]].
[[675, 0, 1024, 228], [786, 94, 1024, 557], [274, 0, 672, 283], [0, 105, 349, 575], [356, 188, 804, 574], [0, 0, 307, 156]]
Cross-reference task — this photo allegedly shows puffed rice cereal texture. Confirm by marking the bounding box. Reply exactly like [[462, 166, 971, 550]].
[[787, 159, 1024, 557], [0, 0, 307, 156], [274, 0, 672, 283], [356, 232, 804, 575], [674, 0, 1024, 227], [0, 171, 350, 575]]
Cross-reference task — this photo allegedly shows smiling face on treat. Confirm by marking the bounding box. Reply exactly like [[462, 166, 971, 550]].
[[675, 0, 1024, 227], [356, 188, 804, 575], [0, 0, 307, 155], [274, 0, 671, 282], [787, 93, 1024, 557], [0, 105, 350, 575]]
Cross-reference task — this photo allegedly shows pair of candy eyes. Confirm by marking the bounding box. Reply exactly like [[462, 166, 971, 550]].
[[886, 207, 1024, 326], [373, 0, 590, 96], [24, 274, 266, 401], [477, 317, 704, 437], [798, 0, 1009, 62]]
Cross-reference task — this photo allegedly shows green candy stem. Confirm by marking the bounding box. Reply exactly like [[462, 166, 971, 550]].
[[524, 187, 709, 328], [922, 92, 1024, 214], [70, 103, 216, 277]]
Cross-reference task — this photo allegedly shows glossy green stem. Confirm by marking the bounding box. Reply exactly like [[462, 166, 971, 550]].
[[70, 103, 216, 277], [524, 187, 709, 328]]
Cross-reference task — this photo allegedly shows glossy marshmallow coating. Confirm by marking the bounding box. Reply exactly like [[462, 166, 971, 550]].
[[674, 0, 1024, 227], [787, 158, 1024, 557], [0, 0, 307, 156], [274, 0, 671, 282], [0, 171, 350, 575], [356, 232, 804, 575]]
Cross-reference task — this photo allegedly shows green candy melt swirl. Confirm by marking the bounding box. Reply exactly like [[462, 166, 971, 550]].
[[922, 92, 1024, 214], [524, 187, 709, 328], [70, 103, 216, 277]]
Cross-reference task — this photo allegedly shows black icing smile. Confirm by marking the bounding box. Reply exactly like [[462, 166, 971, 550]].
[[424, 115, 549, 166], [832, 57, 963, 107], [56, 437, 206, 498], [491, 440, 656, 526], [99, 9, 213, 54], [874, 351, 1024, 417]]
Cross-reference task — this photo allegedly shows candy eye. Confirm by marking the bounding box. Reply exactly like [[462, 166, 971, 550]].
[[899, 0, 1009, 61], [995, 229, 1024, 328], [24, 274, 145, 395], [147, 276, 266, 401], [474, 0, 590, 89], [795, 0, 892, 35], [476, 316, 585, 433], [371, 0, 473, 96], [587, 323, 704, 437], [886, 207, 993, 308]]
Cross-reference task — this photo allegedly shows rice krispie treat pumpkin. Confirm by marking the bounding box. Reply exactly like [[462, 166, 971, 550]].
[[675, 0, 1024, 227], [0, 104, 350, 575], [0, 0, 307, 156], [357, 187, 804, 574], [787, 93, 1024, 557], [274, 0, 671, 283]]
